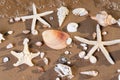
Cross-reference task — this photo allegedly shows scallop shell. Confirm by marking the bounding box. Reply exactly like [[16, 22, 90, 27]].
[[72, 8, 88, 16], [91, 11, 117, 27], [42, 30, 70, 49]]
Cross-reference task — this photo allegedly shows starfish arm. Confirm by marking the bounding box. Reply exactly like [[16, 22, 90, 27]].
[[30, 52, 40, 59], [37, 17, 51, 28], [84, 45, 98, 59], [25, 60, 34, 66], [96, 24, 102, 41], [11, 51, 22, 58], [32, 3, 37, 15], [38, 11, 54, 16], [102, 39, 120, 45], [99, 45, 115, 64], [13, 60, 24, 66], [74, 36, 97, 45], [31, 17, 38, 35]]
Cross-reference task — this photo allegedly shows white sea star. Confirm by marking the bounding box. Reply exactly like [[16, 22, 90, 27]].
[[74, 24, 120, 64], [11, 38, 40, 67], [14, 3, 53, 35]]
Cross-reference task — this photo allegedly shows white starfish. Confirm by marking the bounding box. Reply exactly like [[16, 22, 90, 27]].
[[75, 24, 120, 64], [11, 38, 40, 67], [14, 3, 54, 35]]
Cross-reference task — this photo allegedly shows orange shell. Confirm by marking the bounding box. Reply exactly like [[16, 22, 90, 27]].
[[42, 30, 70, 49]]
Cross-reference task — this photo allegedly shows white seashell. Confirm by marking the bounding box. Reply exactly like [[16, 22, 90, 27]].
[[57, 6, 69, 27], [0, 33, 5, 43], [117, 69, 120, 73], [6, 43, 13, 49], [80, 43, 87, 47], [14, 17, 21, 22], [67, 61, 71, 64], [66, 38, 72, 45], [67, 22, 78, 32], [80, 70, 98, 76], [118, 74, 120, 80], [64, 51, 70, 55], [102, 31, 107, 35], [56, 77, 60, 80], [22, 30, 30, 34], [43, 57, 49, 65], [9, 18, 14, 23], [7, 31, 13, 35], [49, 16, 54, 20], [3, 57, 9, 63], [54, 63, 74, 79], [35, 41, 42, 47], [72, 8, 88, 16], [40, 52, 45, 58], [117, 19, 120, 26], [91, 11, 117, 27], [83, 46, 88, 50], [89, 56, 97, 64], [79, 51, 86, 58]]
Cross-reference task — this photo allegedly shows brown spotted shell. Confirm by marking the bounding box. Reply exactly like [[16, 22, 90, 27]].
[[42, 30, 70, 49]]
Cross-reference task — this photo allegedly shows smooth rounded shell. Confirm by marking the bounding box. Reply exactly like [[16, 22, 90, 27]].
[[42, 30, 70, 49]]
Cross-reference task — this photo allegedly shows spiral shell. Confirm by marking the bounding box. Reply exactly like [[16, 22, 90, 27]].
[[42, 30, 70, 49]]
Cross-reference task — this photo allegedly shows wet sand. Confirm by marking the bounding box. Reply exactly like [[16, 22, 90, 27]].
[[0, 0, 120, 80]]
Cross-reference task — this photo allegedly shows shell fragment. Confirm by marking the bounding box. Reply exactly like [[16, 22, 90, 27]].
[[79, 51, 86, 58], [72, 8, 88, 16], [89, 56, 97, 64], [0, 33, 5, 43], [6, 43, 14, 49], [80, 70, 98, 76], [67, 22, 78, 32], [3, 57, 9, 63]]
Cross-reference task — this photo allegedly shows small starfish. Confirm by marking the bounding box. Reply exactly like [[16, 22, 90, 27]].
[[75, 24, 120, 64], [15, 3, 53, 35], [11, 38, 40, 67]]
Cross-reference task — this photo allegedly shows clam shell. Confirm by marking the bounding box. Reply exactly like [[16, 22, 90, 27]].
[[42, 30, 70, 49]]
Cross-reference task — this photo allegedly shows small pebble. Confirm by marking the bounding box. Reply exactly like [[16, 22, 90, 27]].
[[79, 51, 86, 58], [40, 52, 45, 58], [80, 43, 87, 47], [9, 18, 14, 23], [49, 16, 54, 20], [35, 41, 42, 47], [14, 17, 21, 22], [7, 30, 13, 35], [102, 31, 107, 35], [83, 46, 88, 50], [67, 61, 71, 64], [89, 56, 97, 64], [117, 69, 120, 73], [3, 57, 9, 63], [22, 30, 30, 34], [6, 43, 13, 49], [66, 38, 72, 45], [64, 51, 70, 55]]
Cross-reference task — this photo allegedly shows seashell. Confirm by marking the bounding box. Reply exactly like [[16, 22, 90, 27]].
[[118, 74, 120, 80], [7, 30, 13, 35], [117, 69, 120, 73], [64, 50, 70, 55], [35, 41, 42, 47], [0, 33, 5, 43], [56, 77, 60, 80], [89, 56, 97, 64], [102, 31, 107, 35], [72, 8, 88, 16], [6, 43, 13, 49], [43, 57, 49, 65], [79, 51, 86, 58], [80, 43, 88, 50], [54, 63, 74, 79], [58, 57, 68, 64], [91, 11, 117, 27], [3, 57, 9, 63], [66, 37, 72, 45], [80, 70, 98, 76], [22, 30, 30, 34], [67, 22, 78, 32], [42, 30, 70, 49], [57, 6, 69, 27], [40, 52, 45, 58]]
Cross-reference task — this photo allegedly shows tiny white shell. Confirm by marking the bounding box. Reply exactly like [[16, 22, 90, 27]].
[[6, 43, 13, 49], [80, 70, 98, 76], [83, 46, 88, 50], [64, 51, 70, 55], [40, 52, 45, 58], [49, 16, 54, 20], [117, 69, 120, 73], [89, 56, 97, 64], [79, 51, 86, 58], [43, 57, 49, 65], [22, 30, 30, 34], [56, 77, 60, 80], [102, 31, 107, 35], [9, 18, 14, 23], [118, 74, 120, 80], [8, 31, 13, 35], [3, 57, 9, 63], [35, 41, 42, 47], [67, 22, 78, 32], [66, 38, 72, 45], [80, 43, 87, 47], [67, 61, 71, 64], [14, 17, 21, 22], [72, 8, 88, 16]]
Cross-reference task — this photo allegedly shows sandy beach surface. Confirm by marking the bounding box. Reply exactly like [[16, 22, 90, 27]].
[[0, 0, 120, 80]]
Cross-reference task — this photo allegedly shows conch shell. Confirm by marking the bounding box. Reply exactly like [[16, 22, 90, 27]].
[[91, 11, 117, 27], [42, 30, 70, 49]]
